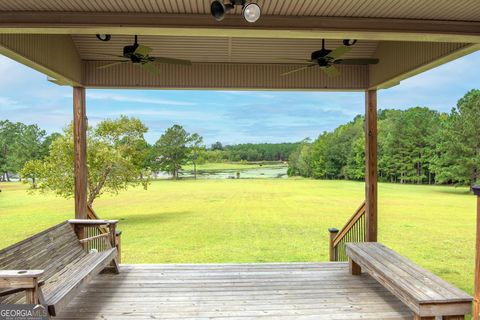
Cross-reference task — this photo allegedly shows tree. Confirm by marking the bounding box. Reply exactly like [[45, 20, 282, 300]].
[[433, 89, 480, 189], [0, 120, 54, 181], [189, 133, 204, 179], [154, 125, 201, 179], [211, 141, 223, 151], [288, 139, 313, 177], [0, 120, 20, 181], [22, 116, 150, 206]]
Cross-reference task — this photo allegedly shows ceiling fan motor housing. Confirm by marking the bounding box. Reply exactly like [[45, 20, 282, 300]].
[[123, 44, 142, 62], [311, 49, 333, 66]]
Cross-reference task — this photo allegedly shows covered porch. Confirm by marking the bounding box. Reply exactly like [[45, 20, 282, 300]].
[[0, 0, 480, 319]]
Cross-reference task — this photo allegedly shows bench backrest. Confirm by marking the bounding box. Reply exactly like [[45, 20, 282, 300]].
[[0, 221, 86, 304]]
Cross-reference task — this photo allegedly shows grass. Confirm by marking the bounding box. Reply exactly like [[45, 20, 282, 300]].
[[0, 179, 476, 296]]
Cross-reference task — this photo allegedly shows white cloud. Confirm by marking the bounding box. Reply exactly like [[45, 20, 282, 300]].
[[87, 92, 196, 106], [89, 108, 221, 121]]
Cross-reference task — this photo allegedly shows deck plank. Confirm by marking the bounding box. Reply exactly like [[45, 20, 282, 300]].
[[56, 262, 412, 320]]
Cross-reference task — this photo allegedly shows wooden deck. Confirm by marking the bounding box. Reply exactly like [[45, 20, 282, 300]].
[[56, 262, 413, 320]]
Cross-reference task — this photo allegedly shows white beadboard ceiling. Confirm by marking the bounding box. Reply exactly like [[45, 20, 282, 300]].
[[72, 35, 379, 64]]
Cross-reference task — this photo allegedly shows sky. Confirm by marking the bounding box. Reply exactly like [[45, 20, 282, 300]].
[[0, 51, 479, 145]]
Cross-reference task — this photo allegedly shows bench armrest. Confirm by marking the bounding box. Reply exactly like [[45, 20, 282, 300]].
[[0, 270, 44, 279], [0, 270, 44, 304]]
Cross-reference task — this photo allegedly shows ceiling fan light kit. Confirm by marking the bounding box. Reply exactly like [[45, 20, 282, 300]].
[[211, 0, 261, 23]]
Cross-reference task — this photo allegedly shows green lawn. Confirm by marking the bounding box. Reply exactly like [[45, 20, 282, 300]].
[[0, 179, 476, 296]]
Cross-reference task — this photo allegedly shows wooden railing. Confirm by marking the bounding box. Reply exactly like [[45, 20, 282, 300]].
[[86, 205, 122, 263], [328, 201, 366, 261]]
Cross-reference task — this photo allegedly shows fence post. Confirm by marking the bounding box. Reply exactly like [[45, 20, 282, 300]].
[[473, 185, 480, 320], [328, 228, 339, 261]]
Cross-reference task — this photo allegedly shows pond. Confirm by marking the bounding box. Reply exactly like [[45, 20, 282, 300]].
[[156, 166, 289, 180]]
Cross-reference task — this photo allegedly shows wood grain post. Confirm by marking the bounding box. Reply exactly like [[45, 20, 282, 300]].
[[328, 228, 339, 261], [73, 87, 87, 219], [349, 259, 362, 275], [116, 230, 122, 264], [473, 185, 480, 320], [365, 89, 378, 242], [25, 279, 39, 304]]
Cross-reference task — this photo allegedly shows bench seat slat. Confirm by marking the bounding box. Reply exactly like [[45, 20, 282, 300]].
[[365, 243, 469, 302], [46, 248, 117, 316], [349, 243, 464, 302], [346, 242, 472, 317]]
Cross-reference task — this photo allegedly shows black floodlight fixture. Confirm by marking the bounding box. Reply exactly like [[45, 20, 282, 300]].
[[210, 0, 234, 21], [96, 34, 112, 42], [211, 0, 261, 23]]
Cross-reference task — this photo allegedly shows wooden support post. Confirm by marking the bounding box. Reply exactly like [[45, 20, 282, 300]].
[[365, 89, 378, 242], [349, 259, 362, 275], [473, 185, 480, 320], [25, 279, 40, 304], [73, 87, 87, 219], [116, 230, 122, 264], [328, 228, 339, 261]]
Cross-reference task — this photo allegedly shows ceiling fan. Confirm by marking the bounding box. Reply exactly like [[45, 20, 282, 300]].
[[280, 39, 379, 77], [96, 35, 192, 74]]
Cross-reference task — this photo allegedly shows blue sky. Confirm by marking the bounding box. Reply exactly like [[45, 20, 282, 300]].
[[0, 51, 479, 145]]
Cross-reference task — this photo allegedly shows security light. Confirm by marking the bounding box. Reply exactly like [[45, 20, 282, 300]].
[[242, 3, 261, 23], [210, 1, 233, 21], [210, 0, 261, 23], [96, 34, 111, 42]]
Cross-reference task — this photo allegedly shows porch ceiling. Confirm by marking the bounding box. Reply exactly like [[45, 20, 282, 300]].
[[1, 0, 479, 22], [0, 0, 478, 90], [73, 36, 379, 64]]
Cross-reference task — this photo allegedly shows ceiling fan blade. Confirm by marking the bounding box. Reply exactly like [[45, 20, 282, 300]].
[[134, 44, 152, 57], [141, 62, 160, 75], [153, 57, 192, 65], [334, 58, 380, 65], [323, 66, 340, 77], [273, 57, 312, 62], [326, 45, 352, 60], [280, 64, 316, 76], [97, 61, 129, 70], [88, 53, 126, 58]]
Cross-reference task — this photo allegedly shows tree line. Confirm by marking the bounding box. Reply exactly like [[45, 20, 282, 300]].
[[200, 142, 298, 163], [0, 120, 60, 182], [288, 89, 480, 188], [1, 117, 299, 205]]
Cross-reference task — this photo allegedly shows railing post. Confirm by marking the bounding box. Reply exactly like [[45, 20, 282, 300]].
[[116, 230, 122, 264], [328, 228, 339, 261], [473, 185, 480, 320]]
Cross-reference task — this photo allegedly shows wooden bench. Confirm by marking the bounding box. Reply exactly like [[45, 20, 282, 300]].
[[346, 242, 472, 320], [0, 220, 120, 316]]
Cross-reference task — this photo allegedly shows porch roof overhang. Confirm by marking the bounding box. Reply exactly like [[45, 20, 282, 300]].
[[0, 0, 479, 91]]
